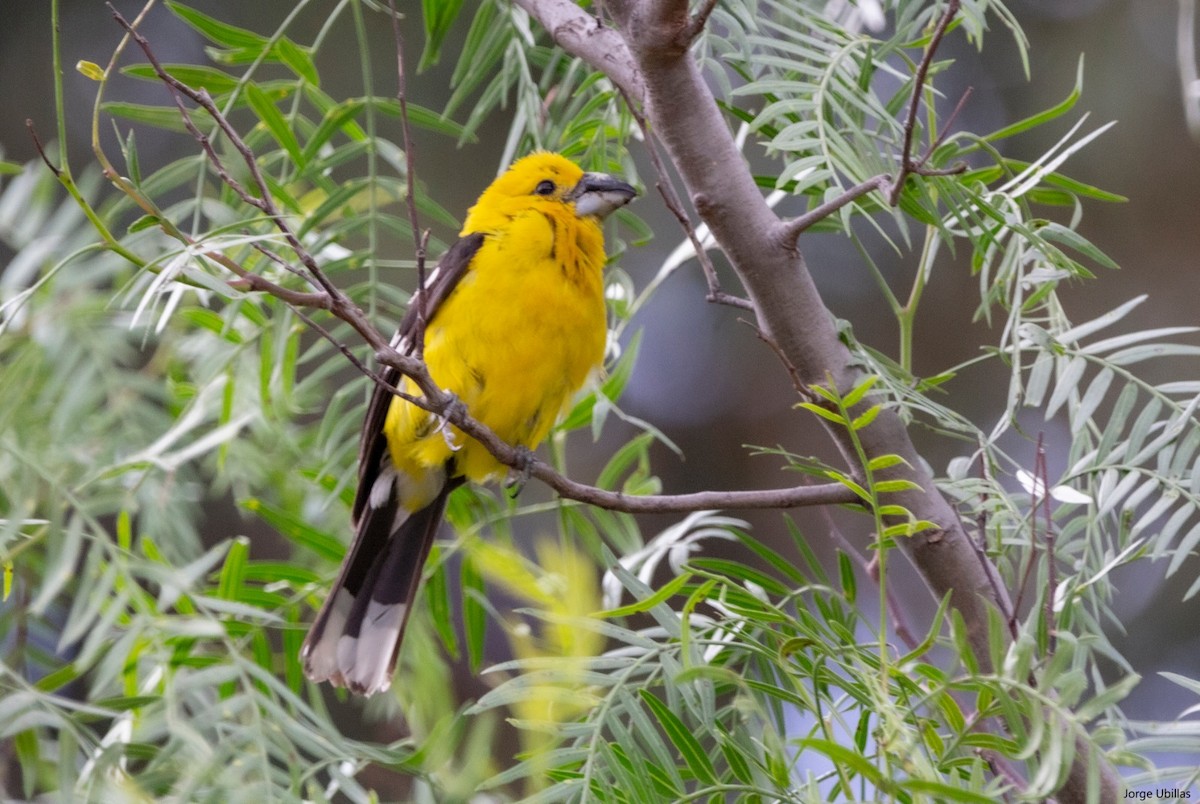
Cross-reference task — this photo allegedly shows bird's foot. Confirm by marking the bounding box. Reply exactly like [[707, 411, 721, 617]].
[[435, 395, 467, 452], [505, 445, 536, 498]]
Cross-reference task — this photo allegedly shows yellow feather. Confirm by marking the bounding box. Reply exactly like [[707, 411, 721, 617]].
[[383, 153, 614, 507]]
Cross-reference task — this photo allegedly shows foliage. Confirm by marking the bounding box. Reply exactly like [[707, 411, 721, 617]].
[[1, 0, 1198, 801]]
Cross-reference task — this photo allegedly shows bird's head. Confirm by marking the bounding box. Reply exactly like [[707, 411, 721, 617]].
[[462, 152, 637, 235]]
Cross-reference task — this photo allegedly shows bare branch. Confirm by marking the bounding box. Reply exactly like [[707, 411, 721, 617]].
[[511, 0, 644, 102], [618, 85, 752, 310], [889, 0, 964, 205], [384, 0, 428, 294], [109, 4, 343, 302], [972, 451, 1018, 638], [778, 174, 892, 244], [916, 85, 973, 168], [539, 474, 859, 514], [221, 263, 330, 309], [383, 0, 434, 359]]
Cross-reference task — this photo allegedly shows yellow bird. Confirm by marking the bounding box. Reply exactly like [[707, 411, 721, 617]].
[[301, 152, 637, 695]]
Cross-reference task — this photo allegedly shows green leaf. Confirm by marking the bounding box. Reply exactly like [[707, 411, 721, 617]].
[[421, 0, 466, 71], [1038, 222, 1119, 270], [102, 102, 191, 132], [76, 60, 105, 81], [122, 63, 239, 94], [301, 100, 367, 163], [837, 551, 856, 603], [167, 1, 268, 50], [793, 738, 885, 785], [1075, 672, 1140, 722], [797, 401, 846, 426], [866, 454, 907, 472], [368, 98, 471, 139], [215, 536, 249, 601], [240, 561, 320, 585], [13, 729, 39, 799], [1001, 160, 1127, 203], [275, 37, 319, 85], [424, 547, 459, 659], [240, 498, 344, 563], [900, 592, 952, 664], [880, 519, 938, 539], [462, 557, 487, 673], [950, 609, 979, 675], [982, 54, 1082, 143], [842, 375, 878, 409], [594, 432, 654, 491], [245, 83, 304, 167], [901, 779, 997, 803], [127, 214, 161, 234], [872, 479, 921, 494], [594, 572, 692, 619], [719, 734, 754, 785], [828, 474, 870, 503], [850, 405, 881, 431], [638, 690, 718, 785]]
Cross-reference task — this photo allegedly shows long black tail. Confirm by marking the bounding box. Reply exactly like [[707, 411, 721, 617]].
[[301, 476, 462, 695]]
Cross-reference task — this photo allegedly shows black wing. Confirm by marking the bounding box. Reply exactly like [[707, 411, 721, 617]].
[[350, 232, 485, 526]]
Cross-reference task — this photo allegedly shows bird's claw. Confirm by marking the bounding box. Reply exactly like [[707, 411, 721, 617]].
[[435, 395, 467, 452], [505, 445, 536, 498]]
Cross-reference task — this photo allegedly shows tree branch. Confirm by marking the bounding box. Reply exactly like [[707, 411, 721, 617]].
[[778, 174, 892, 243], [889, 0, 966, 205], [110, 4, 343, 303], [384, 0, 432, 356], [511, 0, 644, 103], [618, 86, 752, 310]]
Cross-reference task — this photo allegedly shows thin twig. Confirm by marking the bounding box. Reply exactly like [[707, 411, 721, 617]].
[[744, 319, 809, 398], [916, 85, 973, 168], [618, 86, 753, 310], [384, 0, 432, 357], [539, 472, 859, 513], [26, 120, 61, 177], [972, 450, 1018, 638], [250, 241, 319, 285], [889, 0, 964, 205], [291, 308, 417, 405], [415, 227, 431, 358], [1036, 434, 1057, 655], [778, 174, 892, 244], [819, 501, 921, 652], [110, 4, 343, 302]]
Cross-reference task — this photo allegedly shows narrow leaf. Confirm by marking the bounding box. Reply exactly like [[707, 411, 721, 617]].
[[638, 690, 718, 785]]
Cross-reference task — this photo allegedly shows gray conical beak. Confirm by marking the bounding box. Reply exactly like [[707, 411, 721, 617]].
[[569, 173, 638, 219]]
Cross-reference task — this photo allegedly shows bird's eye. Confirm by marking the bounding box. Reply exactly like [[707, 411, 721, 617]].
[[534, 180, 556, 196]]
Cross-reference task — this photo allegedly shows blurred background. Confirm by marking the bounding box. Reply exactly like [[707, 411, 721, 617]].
[[1, 0, 1197, 781]]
